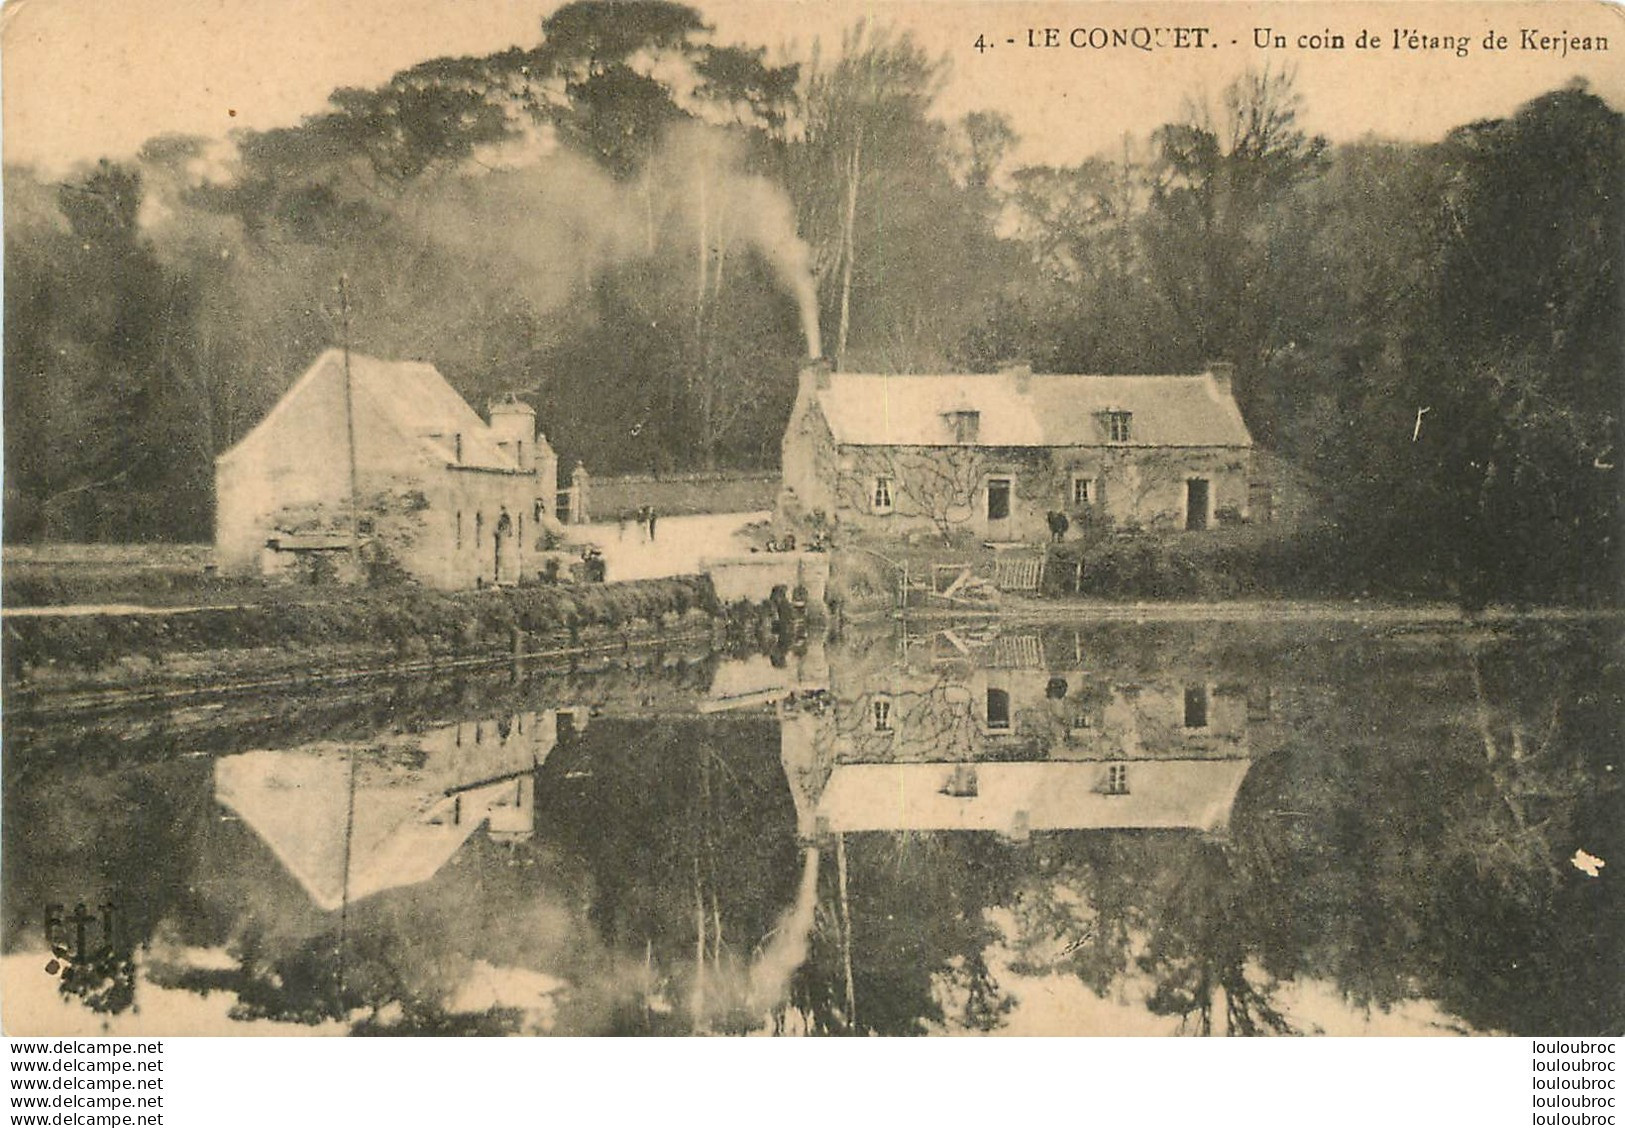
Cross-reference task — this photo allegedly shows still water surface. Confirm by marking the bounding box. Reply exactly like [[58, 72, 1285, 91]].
[[4, 618, 1619, 1035]]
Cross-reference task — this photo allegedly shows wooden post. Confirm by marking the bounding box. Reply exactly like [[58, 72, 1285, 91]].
[[837, 831, 856, 1030]]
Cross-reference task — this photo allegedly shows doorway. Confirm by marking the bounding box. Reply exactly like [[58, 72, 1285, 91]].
[[1185, 479, 1210, 530], [986, 477, 1013, 539]]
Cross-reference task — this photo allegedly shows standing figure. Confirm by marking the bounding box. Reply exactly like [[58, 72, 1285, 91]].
[[647, 507, 658, 542]]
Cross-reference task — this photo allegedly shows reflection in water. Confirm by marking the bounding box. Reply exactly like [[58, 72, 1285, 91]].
[[2, 620, 1618, 1035], [215, 712, 552, 911]]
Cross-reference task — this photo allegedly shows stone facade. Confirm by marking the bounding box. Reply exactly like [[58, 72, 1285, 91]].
[[779, 362, 1254, 543], [215, 350, 560, 588]]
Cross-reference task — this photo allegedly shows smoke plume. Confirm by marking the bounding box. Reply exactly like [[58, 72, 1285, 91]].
[[397, 120, 821, 358]]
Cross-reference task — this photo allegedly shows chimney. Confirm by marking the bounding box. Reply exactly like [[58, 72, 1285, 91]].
[[1205, 361, 1235, 397], [798, 357, 832, 399], [488, 399, 537, 471], [998, 358, 1033, 393]]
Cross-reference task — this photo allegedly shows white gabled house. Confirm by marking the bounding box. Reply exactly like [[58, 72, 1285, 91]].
[[215, 349, 560, 588]]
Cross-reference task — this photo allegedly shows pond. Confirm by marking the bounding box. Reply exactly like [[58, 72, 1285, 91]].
[[2, 616, 1619, 1036]]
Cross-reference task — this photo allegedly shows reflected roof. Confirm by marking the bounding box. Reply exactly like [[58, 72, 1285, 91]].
[[802, 759, 1252, 835]]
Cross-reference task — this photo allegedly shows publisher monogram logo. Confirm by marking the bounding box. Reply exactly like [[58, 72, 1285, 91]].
[[43, 902, 119, 977]]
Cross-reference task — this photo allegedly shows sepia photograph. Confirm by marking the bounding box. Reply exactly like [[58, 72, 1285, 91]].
[[1, 0, 1620, 1054]]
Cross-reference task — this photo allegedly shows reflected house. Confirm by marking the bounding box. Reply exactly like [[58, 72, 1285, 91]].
[[779, 360, 1253, 542], [780, 632, 1260, 841], [215, 350, 561, 588], [214, 712, 556, 911]]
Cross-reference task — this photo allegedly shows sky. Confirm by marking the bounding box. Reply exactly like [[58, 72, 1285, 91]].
[[2, 0, 1622, 174]]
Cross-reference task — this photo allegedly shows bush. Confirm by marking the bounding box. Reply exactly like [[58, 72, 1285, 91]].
[[1042, 525, 1381, 601]]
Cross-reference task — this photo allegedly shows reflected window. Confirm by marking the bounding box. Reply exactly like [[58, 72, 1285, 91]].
[[943, 764, 978, 798], [946, 410, 980, 444], [1105, 764, 1129, 795], [871, 476, 894, 514], [986, 687, 1011, 730], [872, 696, 893, 732], [1184, 685, 1209, 729]]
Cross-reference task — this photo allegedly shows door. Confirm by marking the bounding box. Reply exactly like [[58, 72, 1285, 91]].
[[986, 477, 1013, 540], [1185, 479, 1210, 530]]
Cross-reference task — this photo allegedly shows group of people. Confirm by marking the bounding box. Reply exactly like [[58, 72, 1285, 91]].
[[618, 505, 659, 542], [758, 530, 827, 553]]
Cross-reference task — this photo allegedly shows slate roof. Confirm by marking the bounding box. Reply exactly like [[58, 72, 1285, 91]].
[[219, 349, 526, 472], [812, 371, 1252, 448]]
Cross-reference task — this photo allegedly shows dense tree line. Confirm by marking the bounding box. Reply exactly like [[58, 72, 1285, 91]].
[[3, 3, 1618, 601]]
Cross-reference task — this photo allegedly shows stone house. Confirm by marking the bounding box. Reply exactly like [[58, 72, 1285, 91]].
[[215, 350, 560, 588], [778, 360, 1254, 542]]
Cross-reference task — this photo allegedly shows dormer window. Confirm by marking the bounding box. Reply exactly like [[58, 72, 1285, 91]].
[[1107, 411, 1133, 443], [945, 410, 980, 444]]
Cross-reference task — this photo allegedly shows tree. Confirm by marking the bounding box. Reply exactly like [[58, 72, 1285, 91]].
[[1142, 65, 1327, 435]]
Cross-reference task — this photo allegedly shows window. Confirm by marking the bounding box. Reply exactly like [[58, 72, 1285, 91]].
[[986, 687, 1011, 731], [871, 476, 894, 514], [1107, 411, 1133, 443], [455, 511, 463, 550], [946, 410, 980, 444], [1071, 477, 1094, 506], [1105, 764, 1129, 795], [872, 697, 893, 732], [1184, 685, 1209, 729]]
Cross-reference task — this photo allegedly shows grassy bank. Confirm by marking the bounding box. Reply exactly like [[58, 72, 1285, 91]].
[[4, 577, 720, 698], [2, 543, 256, 608]]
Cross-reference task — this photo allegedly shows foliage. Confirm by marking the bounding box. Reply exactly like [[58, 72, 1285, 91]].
[[2, 7, 1617, 607], [4, 576, 720, 677]]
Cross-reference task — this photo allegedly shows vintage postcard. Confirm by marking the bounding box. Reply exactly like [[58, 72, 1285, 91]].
[[1, 0, 1619, 1046]]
